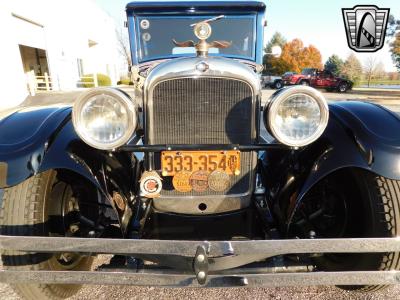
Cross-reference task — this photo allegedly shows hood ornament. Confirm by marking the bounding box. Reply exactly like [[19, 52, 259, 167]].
[[173, 15, 232, 57]]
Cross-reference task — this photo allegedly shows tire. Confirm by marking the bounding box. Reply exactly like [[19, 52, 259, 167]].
[[274, 80, 283, 89], [0, 171, 94, 300], [291, 169, 400, 292], [299, 80, 309, 86], [338, 82, 348, 93]]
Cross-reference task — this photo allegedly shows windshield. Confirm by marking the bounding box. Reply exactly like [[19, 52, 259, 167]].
[[134, 15, 256, 62], [301, 68, 316, 75]]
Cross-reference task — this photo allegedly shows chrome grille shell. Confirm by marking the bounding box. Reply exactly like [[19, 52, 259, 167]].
[[143, 57, 261, 214]]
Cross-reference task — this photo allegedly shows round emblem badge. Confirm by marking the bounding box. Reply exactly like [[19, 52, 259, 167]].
[[173, 171, 192, 193], [190, 170, 209, 192], [139, 171, 162, 198], [208, 170, 230, 192], [142, 32, 151, 42], [140, 19, 150, 29]]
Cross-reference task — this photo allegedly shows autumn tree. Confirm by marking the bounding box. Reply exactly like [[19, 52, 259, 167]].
[[263, 32, 287, 75], [270, 39, 322, 74], [324, 55, 344, 76], [341, 54, 363, 85]]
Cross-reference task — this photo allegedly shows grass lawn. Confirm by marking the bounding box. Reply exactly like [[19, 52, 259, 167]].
[[357, 79, 400, 86]]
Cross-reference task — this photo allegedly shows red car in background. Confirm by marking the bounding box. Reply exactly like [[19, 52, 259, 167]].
[[282, 68, 353, 92]]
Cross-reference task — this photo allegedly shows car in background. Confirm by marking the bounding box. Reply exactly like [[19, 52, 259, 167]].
[[261, 75, 283, 89], [283, 68, 353, 92]]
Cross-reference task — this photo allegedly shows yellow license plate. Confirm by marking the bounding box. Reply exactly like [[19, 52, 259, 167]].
[[161, 150, 241, 176]]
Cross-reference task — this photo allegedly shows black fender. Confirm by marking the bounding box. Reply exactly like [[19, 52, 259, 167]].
[[0, 105, 138, 233], [263, 101, 400, 229]]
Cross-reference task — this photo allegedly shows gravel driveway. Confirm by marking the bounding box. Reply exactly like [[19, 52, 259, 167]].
[[1, 89, 400, 299], [1, 281, 398, 299]]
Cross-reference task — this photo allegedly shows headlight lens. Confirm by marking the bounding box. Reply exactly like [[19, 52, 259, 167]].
[[265, 86, 329, 147], [72, 88, 137, 150]]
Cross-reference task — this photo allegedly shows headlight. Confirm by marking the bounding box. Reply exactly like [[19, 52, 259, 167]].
[[265, 86, 329, 147], [72, 88, 137, 150]]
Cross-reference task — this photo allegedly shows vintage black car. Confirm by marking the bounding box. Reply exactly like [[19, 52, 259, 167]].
[[1, 1, 400, 299]]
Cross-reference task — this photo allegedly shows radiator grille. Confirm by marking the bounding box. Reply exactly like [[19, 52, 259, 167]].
[[149, 78, 253, 144], [147, 77, 255, 196]]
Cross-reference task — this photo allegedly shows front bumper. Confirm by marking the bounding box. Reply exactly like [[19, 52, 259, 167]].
[[1, 235, 400, 287]]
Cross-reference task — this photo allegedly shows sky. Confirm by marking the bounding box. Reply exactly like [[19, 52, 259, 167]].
[[95, 0, 400, 71]]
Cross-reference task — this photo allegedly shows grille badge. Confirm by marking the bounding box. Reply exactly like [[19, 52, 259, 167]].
[[196, 62, 209, 72]]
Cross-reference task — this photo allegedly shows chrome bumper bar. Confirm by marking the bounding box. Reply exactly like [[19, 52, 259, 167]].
[[1, 235, 400, 287], [0, 270, 399, 287], [2, 236, 400, 256]]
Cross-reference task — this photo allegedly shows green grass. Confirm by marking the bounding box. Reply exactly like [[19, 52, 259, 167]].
[[357, 79, 400, 86]]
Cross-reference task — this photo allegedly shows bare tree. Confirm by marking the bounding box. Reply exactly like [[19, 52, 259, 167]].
[[374, 62, 386, 80], [116, 28, 132, 78], [363, 56, 378, 87]]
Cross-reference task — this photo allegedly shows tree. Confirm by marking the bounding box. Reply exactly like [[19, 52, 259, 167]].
[[387, 14, 400, 37], [362, 58, 386, 86], [324, 55, 344, 76], [263, 32, 287, 74], [116, 29, 132, 78], [386, 15, 400, 72], [270, 39, 322, 74], [390, 32, 400, 71], [363, 56, 380, 87], [341, 54, 363, 85], [374, 62, 386, 80]]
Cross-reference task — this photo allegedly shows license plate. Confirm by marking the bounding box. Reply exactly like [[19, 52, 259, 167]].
[[161, 150, 241, 176]]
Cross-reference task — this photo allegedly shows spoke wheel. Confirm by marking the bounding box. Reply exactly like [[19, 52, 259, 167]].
[[290, 168, 400, 292], [0, 171, 95, 299]]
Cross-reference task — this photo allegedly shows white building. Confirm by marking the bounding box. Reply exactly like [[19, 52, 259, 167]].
[[0, 0, 120, 110]]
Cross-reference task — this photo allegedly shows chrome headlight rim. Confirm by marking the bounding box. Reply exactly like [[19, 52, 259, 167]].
[[72, 87, 137, 150], [266, 86, 329, 147]]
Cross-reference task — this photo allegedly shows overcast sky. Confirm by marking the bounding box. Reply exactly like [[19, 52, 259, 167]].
[[95, 0, 400, 71]]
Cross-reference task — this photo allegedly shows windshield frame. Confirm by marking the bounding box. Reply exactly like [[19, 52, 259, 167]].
[[130, 14, 257, 64]]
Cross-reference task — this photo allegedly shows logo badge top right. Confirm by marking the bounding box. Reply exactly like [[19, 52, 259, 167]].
[[342, 5, 390, 52]]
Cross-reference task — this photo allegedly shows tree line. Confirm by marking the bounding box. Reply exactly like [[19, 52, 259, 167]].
[[263, 30, 399, 87]]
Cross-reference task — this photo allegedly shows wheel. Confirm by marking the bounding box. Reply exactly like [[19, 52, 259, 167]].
[[338, 82, 348, 93], [274, 80, 283, 89], [290, 168, 400, 292], [299, 80, 310, 86], [0, 171, 95, 299]]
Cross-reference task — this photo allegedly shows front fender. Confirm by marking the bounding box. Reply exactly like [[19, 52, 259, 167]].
[[0, 105, 71, 187], [0, 105, 136, 200], [282, 101, 400, 225]]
